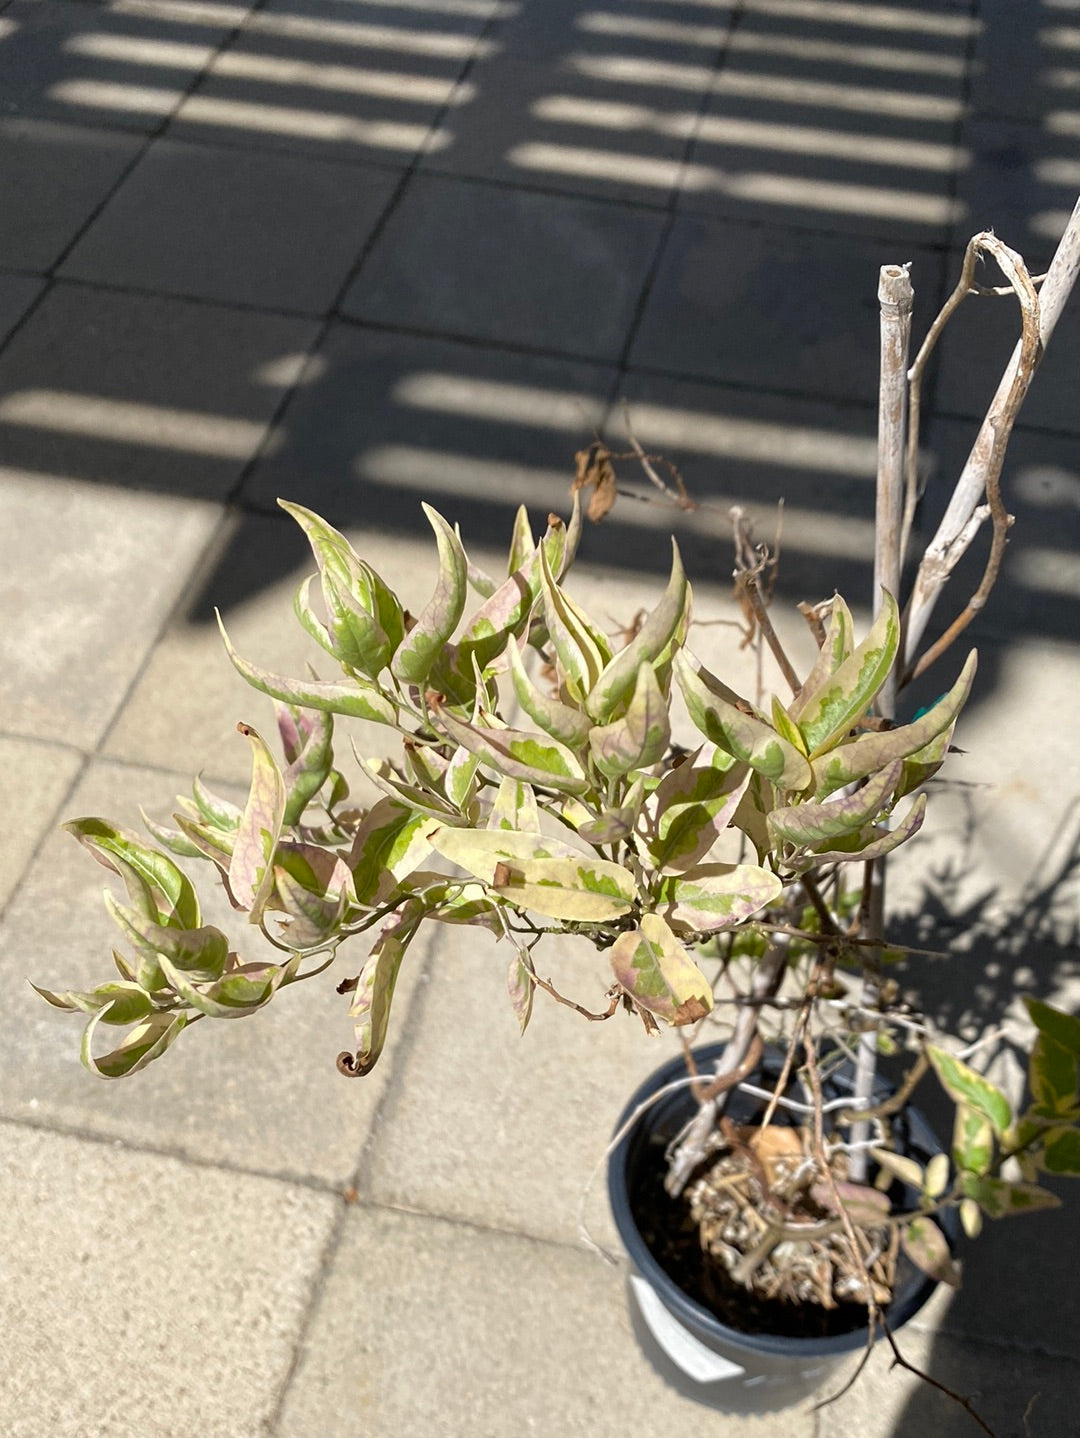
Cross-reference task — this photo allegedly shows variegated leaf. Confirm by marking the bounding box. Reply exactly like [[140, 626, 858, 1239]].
[[789, 596, 853, 719], [588, 662, 670, 778], [507, 636, 592, 748], [959, 1173, 1061, 1218], [348, 902, 424, 1073], [795, 590, 900, 757], [30, 980, 154, 1026], [929, 1045, 1012, 1136], [1030, 1033, 1079, 1118], [159, 953, 300, 1021], [80, 1008, 191, 1079], [507, 504, 535, 575], [229, 723, 286, 923], [538, 541, 609, 697], [901, 1218, 960, 1286], [349, 798, 435, 905], [272, 842, 354, 947], [811, 651, 977, 797], [276, 703, 334, 826], [64, 818, 201, 931], [768, 760, 903, 848], [574, 777, 645, 846], [392, 504, 468, 685], [646, 750, 750, 872], [217, 612, 397, 724], [658, 863, 783, 934], [610, 913, 712, 1025], [103, 891, 229, 982], [430, 698, 590, 795], [788, 794, 927, 867], [586, 541, 690, 722], [191, 774, 242, 830], [486, 776, 542, 833], [507, 950, 535, 1035], [1026, 997, 1080, 1056], [674, 651, 812, 791]]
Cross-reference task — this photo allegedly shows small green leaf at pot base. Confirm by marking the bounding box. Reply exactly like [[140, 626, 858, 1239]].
[[229, 724, 286, 924], [1030, 1032, 1080, 1118], [1026, 997, 1080, 1056], [929, 1046, 1012, 1136], [1043, 1128, 1080, 1174], [902, 1218, 960, 1287], [796, 589, 900, 757], [959, 1174, 1062, 1218], [609, 914, 713, 1026]]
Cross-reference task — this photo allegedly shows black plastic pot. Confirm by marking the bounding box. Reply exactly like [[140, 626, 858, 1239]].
[[608, 1043, 955, 1413]]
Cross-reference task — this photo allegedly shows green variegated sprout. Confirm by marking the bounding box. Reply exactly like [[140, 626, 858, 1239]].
[[33, 497, 1080, 1271]]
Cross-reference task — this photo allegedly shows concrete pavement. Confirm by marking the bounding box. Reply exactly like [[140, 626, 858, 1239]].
[[1, 0, 1079, 1433]]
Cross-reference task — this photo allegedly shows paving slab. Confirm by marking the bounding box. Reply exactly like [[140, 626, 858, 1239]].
[[61, 136, 401, 312], [917, 418, 1080, 647], [340, 173, 667, 360], [489, 0, 733, 65], [817, 1319, 1080, 1438], [934, 252, 1080, 436], [420, 52, 693, 207], [0, 270, 44, 344], [0, 735, 83, 911], [103, 508, 494, 784], [0, 1119, 336, 1438], [0, 472, 220, 749], [2, 758, 430, 1186], [629, 215, 946, 405], [168, 0, 476, 164], [0, 0, 246, 132], [952, 116, 1080, 268], [239, 324, 614, 538], [275, 1204, 817, 1438], [0, 281, 319, 498], [0, 116, 141, 271], [608, 366, 880, 597], [969, 0, 1062, 124]]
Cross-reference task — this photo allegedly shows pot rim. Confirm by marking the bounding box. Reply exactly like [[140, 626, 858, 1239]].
[[607, 1041, 952, 1360]]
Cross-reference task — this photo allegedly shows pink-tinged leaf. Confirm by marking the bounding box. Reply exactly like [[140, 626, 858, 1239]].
[[191, 774, 243, 830], [293, 571, 337, 658], [103, 891, 229, 982], [674, 651, 812, 792], [217, 611, 397, 724], [796, 590, 901, 757], [586, 541, 690, 722], [445, 743, 481, 812], [404, 739, 450, 794], [276, 703, 334, 826], [811, 651, 977, 797], [430, 697, 590, 795], [646, 750, 751, 873], [789, 596, 854, 719], [507, 950, 534, 1034], [229, 724, 286, 923], [30, 979, 153, 1026], [789, 794, 927, 867], [140, 810, 205, 860], [768, 760, 903, 848], [901, 1218, 960, 1286], [159, 952, 300, 1020], [810, 1179, 891, 1226], [349, 798, 435, 905], [173, 813, 235, 875], [486, 777, 542, 833], [610, 913, 712, 1025], [64, 819, 201, 930], [80, 1008, 191, 1079], [658, 863, 782, 934], [392, 504, 468, 685], [272, 842, 353, 948], [348, 902, 424, 1073], [574, 777, 645, 846], [959, 1173, 1061, 1218], [363, 759, 461, 823], [507, 504, 535, 576], [507, 635, 592, 748], [538, 541, 609, 697], [588, 661, 670, 778]]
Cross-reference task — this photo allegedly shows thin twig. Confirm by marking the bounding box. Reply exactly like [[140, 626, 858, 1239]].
[[879, 1315, 1002, 1438]]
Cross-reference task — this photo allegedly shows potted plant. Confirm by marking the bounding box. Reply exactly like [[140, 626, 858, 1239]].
[[30, 213, 1080, 1425]]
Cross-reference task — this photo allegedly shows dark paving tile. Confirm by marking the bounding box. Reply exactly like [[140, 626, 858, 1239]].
[[167, 0, 477, 163], [61, 136, 400, 312], [630, 215, 946, 405], [0, 0, 247, 132], [490, 0, 734, 64], [240, 322, 613, 540], [0, 281, 319, 497], [970, 0, 1066, 123], [421, 53, 692, 207], [0, 271, 44, 344], [953, 116, 1080, 268], [0, 116, 141, 271], [341, 172, 666, 359]]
